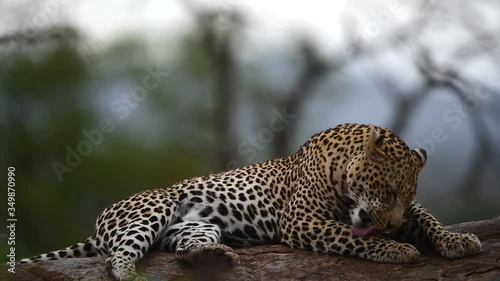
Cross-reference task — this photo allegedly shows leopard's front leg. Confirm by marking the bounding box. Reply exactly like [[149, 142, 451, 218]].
[[280, 217, 420, 263], [398, 201, 481, 259]]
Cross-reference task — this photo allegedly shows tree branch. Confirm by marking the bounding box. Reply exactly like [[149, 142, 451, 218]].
[[7, 216, 500, 281]]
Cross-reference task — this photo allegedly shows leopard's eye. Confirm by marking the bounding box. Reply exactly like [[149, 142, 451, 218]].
[[341, 196, 355, 207]]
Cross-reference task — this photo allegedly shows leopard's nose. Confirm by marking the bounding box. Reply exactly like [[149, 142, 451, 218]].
[[358, 209, 373, 227]]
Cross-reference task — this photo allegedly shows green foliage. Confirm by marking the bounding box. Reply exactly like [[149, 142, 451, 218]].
[[4, 45, 87, 96], [177, 29, 217, 77], [0, 28, 212, 261]]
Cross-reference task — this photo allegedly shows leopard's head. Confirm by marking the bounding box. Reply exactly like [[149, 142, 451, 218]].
[[345, 126, 427, 236]]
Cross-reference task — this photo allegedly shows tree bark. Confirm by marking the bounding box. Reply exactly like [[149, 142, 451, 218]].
[[4, 216, 500, 281]]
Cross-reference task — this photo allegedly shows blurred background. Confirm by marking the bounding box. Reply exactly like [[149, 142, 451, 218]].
[[1, 0, 499, 260]]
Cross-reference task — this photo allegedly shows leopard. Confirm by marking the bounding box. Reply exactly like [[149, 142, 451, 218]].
[[17, 123, 481, 281]]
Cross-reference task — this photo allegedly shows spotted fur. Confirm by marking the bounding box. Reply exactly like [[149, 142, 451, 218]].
[[18, 123, 481, 281]]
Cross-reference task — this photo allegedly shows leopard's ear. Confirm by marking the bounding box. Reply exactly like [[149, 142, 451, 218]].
[[412, 148, 427, 170], [366, 126, 388, 161]]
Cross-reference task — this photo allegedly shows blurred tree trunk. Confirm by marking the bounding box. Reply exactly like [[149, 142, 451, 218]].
[[208, 18, 237, 171], [273, 41, 330, 158], [187, 6, 242, 171]]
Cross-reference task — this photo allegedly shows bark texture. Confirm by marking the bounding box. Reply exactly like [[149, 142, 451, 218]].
[[4, 216, 500, 281]]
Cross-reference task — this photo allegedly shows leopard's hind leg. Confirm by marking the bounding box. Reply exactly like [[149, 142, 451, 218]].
[[103, 219, 158, 280], [96, 190, 176, 281], [154, 221, 239, 266]]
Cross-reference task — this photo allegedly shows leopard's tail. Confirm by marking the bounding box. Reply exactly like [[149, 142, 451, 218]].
[[16, 236, 98, 264]]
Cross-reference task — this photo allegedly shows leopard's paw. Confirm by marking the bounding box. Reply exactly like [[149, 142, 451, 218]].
[[368, 241, 420, 263], [195, 244, 240, 266], [386, 243, 420, 263], [436, 232, 481, 259], [178, 243, 240, 266]]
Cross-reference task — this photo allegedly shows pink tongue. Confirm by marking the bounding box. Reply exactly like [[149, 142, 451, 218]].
[[351, 225, 375, 237]]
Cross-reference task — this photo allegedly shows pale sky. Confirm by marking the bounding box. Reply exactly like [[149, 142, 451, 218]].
[[1, 0, 421, 58]]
